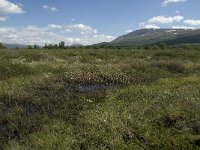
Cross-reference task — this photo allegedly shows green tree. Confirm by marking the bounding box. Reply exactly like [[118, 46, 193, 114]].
[[59, 41, 65, 49], [144, 45, 151, 50], [44, 44, 48, 49], [33, 44, 39, 49], [28, 45, 33, 49], [152, 45, 159, 50], [54, 44, 59, 49], [0, 43, 5, 49], [159, 43, 167, 50]]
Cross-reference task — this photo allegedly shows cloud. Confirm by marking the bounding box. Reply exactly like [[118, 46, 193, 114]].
[[138, 22, 145, 27], [0, 24, 115, 46], [48, 24, 62, 29], [0, 16, 8, 21], [144, 24, 160, 29], [69, 24, 98, 34], [139, 22, 160, 29], [148, 15, 184, 24], [126, 30, 133, 33], [47, 23, 98, 34], [43, 5, 58, 12], [139, 15, 185, 29], [140, 15, 200, 30], [184, 19, 200, 26], [71, 24, 94, 31], [172, 26, 196, 29], [0, 0, 24, 14], [162, 0, 186, 7]]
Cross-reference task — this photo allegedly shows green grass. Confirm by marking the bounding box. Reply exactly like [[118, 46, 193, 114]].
[[0, 48, 200, 149]]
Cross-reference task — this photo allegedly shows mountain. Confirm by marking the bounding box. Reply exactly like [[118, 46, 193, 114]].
[[2, 29, 200, 48], [70, 43, 83, 47], [108, 28, 200, 47], [2, 43, 28, 49]]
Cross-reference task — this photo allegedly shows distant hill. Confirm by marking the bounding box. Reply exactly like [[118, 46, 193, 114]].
[[2, 43, 28, 49], [70, 43, 83, 47], [107, 28, 200, 47], [2, 29, 200, 49]]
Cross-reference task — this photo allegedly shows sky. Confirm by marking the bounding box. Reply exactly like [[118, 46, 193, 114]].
[[0, 0, 200, 45]]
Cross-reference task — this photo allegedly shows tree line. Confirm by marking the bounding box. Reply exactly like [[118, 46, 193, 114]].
[[1, 41, 200, 50]]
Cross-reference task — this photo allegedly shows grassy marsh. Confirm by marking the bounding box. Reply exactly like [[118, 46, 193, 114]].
[[0, 48, 200, 149]]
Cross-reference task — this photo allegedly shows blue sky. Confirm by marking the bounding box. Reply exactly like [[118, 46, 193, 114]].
[[0, 0, 200, 45]]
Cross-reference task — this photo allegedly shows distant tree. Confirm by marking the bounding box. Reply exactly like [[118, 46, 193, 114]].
[[53, 44, 58, 49], [44, 44, 48, 49], [43, 42, 69, 49], [152, 45, 159, 50], [59, 41, 65, 49], [144, 45, 151, 50], [93, 45, 100, 49], [33, 44, 39, 49], [46, 44, 53, 49], [49, 44, 53, 49], [159, 43, 167, 50], [65, 45, 69, 49], [0, 43, 5, 49], [28, 45, 33, 49]]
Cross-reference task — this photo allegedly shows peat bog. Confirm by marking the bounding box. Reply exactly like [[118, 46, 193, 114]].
[[1, 48, 200, 149]]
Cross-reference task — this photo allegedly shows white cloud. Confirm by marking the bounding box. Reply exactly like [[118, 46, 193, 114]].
[[126, 30, 133, 33], [162, 0, 186, 7], [172, 26, 196, 29], [0, 16, 8, 21], [71, 24, 92, 31], [48, 24, 62, 29], [47, 23, 98, 34], [69, 24, 98, 34], [148, 15, 184, 24], [173, 15, 184, 21], [184, 19, 200, 26], [139, 23, 160, 29], [144, 24, 160, 29], [43, 5, 58, 12], [0, 24, 115, 46], [26, 26, 41, 32], [0, 0, 24, 14], [138, 22, 146, 28], [86, 34, 114, 44]]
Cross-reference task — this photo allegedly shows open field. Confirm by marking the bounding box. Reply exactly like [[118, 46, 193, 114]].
[[1, 48, 200, 149]]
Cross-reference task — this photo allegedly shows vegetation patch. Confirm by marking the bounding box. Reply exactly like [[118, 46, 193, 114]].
[[0, 48, 200, 149]]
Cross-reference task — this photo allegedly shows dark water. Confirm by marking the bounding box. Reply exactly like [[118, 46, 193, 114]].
[[0, 81, 122, 146]]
